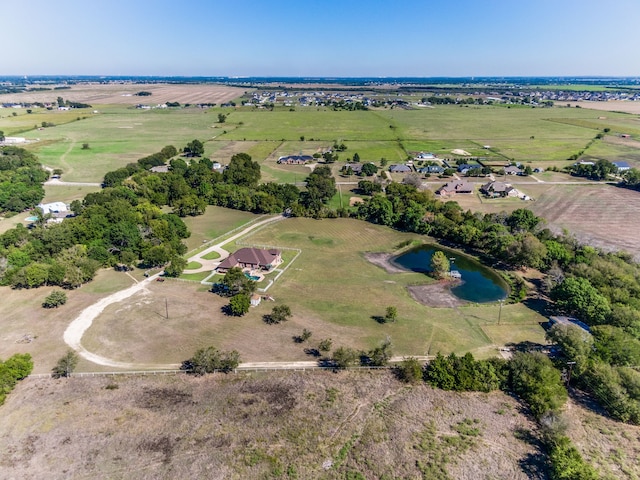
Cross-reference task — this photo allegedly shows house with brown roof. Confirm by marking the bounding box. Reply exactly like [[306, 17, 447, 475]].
[[217, 247, 282, 273], [480, 181, 517, 198], [436, 180, 473, 196]]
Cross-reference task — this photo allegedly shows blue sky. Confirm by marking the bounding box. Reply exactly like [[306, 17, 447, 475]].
[[5, 0, 640, 77]]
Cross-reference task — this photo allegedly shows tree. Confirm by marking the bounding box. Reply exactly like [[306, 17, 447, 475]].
[[509, 352, 567, 418], [82, 143, 90, 150], [219, 266, 256, 296], [430, 251, 450, 279], [0, 130, 4, 142], [367, 337, 393, 366], [318, 338, 333, 353], [332, 346, 360, 368], [360, 163, 378, 176], [42, 290, 67, 308], [223, 153, 261, 187], [228, 293, 250, 316], [218, 113, 227, 123], [183, 346, 240, 374], [265, 304, 292, 324], [52, 350, 79, 378], [300, 328, 312, 342], [551, 277, 611, 325], [384, 306, 398, 323], [396, 357, 424, 383], [163, 256, 187, 277], [352, 152, 360, 162], [184, 139, 204, 157]]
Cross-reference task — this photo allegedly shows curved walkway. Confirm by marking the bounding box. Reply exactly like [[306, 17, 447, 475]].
[[63, 214, 285, 369]]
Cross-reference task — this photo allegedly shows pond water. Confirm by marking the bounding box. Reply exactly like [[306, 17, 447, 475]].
[[393, 245, 508, 303]]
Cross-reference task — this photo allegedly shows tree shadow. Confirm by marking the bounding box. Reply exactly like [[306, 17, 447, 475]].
[[505, 340, 548, 353], [513, 428, 549, 479], [371, 315, 387, 324], [304, 348, 321, 358], [522, 296, 552, 317]]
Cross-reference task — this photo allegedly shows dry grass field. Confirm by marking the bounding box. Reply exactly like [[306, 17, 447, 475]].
[[566, 100, 640, 115], [564, 391, 640, 479], [0, 83, 246, 106], [0, 371, 545, 480], [530, 184, 640, 259], [0, 269, 136, 374]]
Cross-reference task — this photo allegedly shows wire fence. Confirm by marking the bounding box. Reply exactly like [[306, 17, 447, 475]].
[[26, 364, 398, 380]]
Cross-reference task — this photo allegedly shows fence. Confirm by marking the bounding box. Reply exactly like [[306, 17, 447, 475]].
[[26, 364, 398, 380]]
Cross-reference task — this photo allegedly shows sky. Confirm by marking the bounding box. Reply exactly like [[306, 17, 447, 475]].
[[5, 0, 640, 77]]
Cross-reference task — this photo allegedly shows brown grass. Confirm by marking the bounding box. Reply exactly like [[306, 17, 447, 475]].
[[564, 390, 640, 480], [0, 83, 247, 106], [0, 269, 136, 374], [566, 100, 640, 115], [530, 184, 640, 259], [0, 371, 544, 479]]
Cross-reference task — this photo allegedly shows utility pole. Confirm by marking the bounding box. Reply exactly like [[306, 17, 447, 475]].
[[165, 298, 169, 320], [566, 361, 576, 386], [498, 300, 504, 325]]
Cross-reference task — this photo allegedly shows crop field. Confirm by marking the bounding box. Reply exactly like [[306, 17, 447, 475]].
[[0, 83, 245, 106], [1, 372, 549, 480], [531, 184, 640, 258]]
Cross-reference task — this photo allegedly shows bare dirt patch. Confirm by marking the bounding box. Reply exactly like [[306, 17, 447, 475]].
[[0, 372, 543, 479], [349, 196, 364, 206], [363, 252, 407, 273], [408, 283, 468, 308]]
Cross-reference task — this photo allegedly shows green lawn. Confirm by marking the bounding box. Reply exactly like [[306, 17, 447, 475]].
[[180, 206, 263, 252], [4, 102, 634, 184], [224, 217, 547, 356]]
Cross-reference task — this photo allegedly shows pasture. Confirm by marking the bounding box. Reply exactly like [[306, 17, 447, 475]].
[[1, 372, 545, 480], [1, 91, 636, 185]]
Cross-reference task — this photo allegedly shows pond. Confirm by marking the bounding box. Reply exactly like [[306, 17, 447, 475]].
[[393, 244, 508, 303]]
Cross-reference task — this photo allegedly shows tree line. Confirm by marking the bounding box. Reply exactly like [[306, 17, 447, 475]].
[[0, 147, 48, 214]]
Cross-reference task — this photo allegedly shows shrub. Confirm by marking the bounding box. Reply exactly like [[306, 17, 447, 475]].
[[42, 290, 67, 308]]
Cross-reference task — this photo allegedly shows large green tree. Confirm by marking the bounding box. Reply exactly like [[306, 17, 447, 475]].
[[551, 277, 611, 325], [223, 153, 261, 187]]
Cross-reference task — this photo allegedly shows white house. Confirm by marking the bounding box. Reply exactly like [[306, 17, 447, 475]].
[[37, 202, 68, 215]]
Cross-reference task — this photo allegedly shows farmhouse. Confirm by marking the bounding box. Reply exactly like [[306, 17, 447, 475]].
[[415, 151, 436, 160], [548, 315, 591, 334], [480, 181, 517, 198], [436, 180, 473, 196], [503, 165, 523, 175], [37, 201, 68, 215], [278, 155, 314, 165], [613, 161, 631, 172], [343, 163, 363, 174], [418, 165, 445, 175], [388, 164, 412, 173], [1, 137, 27, 144], [217, 247, 282, 273]]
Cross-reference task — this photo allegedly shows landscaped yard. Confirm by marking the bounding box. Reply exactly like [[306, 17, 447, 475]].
[[80, 218, 546, 366]]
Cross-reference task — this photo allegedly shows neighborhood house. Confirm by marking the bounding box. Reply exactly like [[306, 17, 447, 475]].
[[388, 164, 412, 173], [217, 247, 282, 274], [278, 155, 314, 165], [436, 180, 473, 196], [480, 181, 518, 198]]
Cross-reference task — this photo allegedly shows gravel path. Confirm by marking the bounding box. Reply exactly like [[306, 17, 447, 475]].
[[63, 214, 285, 369]]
